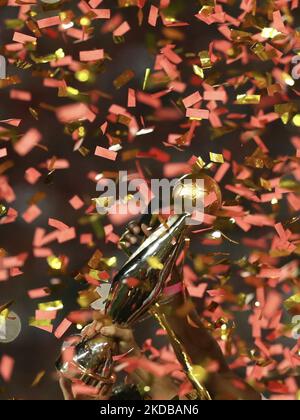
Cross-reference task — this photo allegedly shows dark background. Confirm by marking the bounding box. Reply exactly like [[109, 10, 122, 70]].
[[0, 0, 299, 399]]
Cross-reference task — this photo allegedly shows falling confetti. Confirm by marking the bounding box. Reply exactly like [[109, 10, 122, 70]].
[[0, 0, 299, 401]]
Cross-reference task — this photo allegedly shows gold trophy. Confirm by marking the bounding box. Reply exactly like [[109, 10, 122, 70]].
[[57, 173, 222, 399]]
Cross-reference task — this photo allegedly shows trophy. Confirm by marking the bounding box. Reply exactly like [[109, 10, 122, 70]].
[[57, 173, 222, 399]]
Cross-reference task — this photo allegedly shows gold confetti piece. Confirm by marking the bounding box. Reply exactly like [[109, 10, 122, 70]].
[[231, 30, 252, 42], [292, 115, 300, 127], [193, 64, 204, 79], [282, 72, 295, 87], [0, 309, 9, 319], [113, 69, 135, 89], [143, 68, 151, 90], [88, 249, 103, 270], [47, 256, 63, 270], [5, 19, 24, 30], [118, 0, 138, 6], [190, 364, 208, 384], [0, 75, 21, 89], [29, 191, 46, 206], [75, 69, 91, 83], [260, 178, 272, 190], [38, 300, 63, 311], [210, 152, 224, 164], [274, 103, 296, 124], [0, 160, 14, 175], [192, 156, 206, 171], [0, 204, 8, 218], [102, 256, 117, 268], [122, 149, 139, 161], [198, 5, 214, 17], [31, 371, 45, 387], [66, 86, 80, 96], [147, 256, 163, 270], [236, 94, 261, 105], [80, 17, 91, 27], [284, 294, 300, 310], [0, 249, 7, 258], [29, 107, 39, 120], [15, 59, 32, 70], [77, 289, 99, 309], [251, 42, 270, 60], [0, 301, 13, 315], [29, 318, 52, 327], [199, 50, 212, 69]]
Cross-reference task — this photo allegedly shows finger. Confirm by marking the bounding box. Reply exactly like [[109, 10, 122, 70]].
[[81, 322, 95, 338], [123, 233, 137, 244], [59, 377, 74, 400], [100, 383, 113, 397], [128, 222, 141, 235], [100, 325, 133, 342], [93, 312, 107, 322], [141, 223, 151, 237], [128, 234, 138, 245], [95, 321, 105, 333]]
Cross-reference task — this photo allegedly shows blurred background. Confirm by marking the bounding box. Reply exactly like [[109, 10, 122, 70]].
[[0, 0, 299, 399]]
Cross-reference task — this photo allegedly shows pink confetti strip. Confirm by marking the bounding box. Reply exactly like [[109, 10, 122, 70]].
[[37, 16, 61, 29], [10, 89, 32, 101], [13, 32, 37, 44], [25, 167, 41, 184], [22, 205, 42, 224], [54, 318, 73, 339], [0, 355, 14, 382], [186, 108, 210, 120], [148, 5, 159, 27], [95, 146, 118, 161], [80, 49, 104, 62], [28, 288, 50, 299], [56, 103, 96, 123], [69, 195, 84, 210], [14, 128, 42, 156], [89, 0, 103, 7], [113, 21, 131, 37]]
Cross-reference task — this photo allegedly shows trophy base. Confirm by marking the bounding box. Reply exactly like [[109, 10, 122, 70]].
[[56, 334, 118, 387]]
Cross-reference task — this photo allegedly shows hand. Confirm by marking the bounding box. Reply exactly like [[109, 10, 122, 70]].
[[119, 220, 151, 251], [82, 313, 141, 356], [59, 375, 114, 400]]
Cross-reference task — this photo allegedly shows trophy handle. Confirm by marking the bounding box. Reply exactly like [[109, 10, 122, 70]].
[[151, 303, 212, 401]]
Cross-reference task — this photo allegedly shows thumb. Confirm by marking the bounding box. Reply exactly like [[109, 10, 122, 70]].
[[59, 376, 74, 400], [100, 325, 133, 342]]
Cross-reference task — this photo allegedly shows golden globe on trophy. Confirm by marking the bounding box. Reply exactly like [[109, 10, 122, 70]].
[[56, 173, 222, 399]]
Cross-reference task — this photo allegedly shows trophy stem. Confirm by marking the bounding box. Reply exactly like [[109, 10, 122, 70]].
[[151, 303, 212, 401]]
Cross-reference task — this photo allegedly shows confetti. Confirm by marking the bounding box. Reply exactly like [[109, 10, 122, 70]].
[[14, 128, 42, 156], [79, 49, 104, 62], [95, 146, 118, 161], [0, 0, 299, 401], [0, 148, 7, 159]]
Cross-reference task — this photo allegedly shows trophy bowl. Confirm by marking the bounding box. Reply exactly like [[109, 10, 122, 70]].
[[56, 334, 117, 387]]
